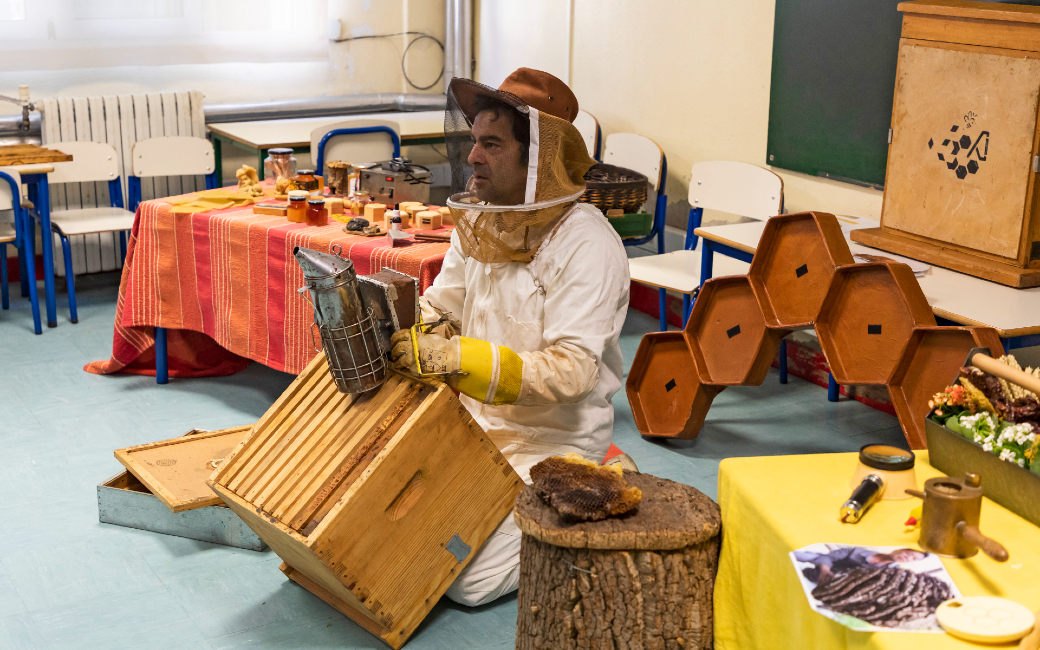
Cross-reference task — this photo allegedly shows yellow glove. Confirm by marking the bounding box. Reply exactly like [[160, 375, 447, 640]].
[[388, 328, 524, 406], [389, 329, 460, 375]]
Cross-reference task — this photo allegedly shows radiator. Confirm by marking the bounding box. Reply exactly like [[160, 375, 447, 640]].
[[40, 91, 205, 276]]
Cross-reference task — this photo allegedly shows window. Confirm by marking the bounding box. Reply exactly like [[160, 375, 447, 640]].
[[0, 0, 327, 71]]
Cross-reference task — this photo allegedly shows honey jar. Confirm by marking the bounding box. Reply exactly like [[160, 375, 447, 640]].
[[291, 169, 319, 193], [306, 198, 328, 226], [287, 190, 308, 223]]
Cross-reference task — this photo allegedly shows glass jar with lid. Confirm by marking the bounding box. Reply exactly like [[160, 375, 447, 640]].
[[290, 169, 320, 193], [287, 190, 308, 223], [264, 148, 297, 181], [306, 198, 328, 226]]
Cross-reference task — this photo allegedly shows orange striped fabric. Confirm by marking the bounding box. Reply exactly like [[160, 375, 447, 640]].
[[85, 191, 449, 378]]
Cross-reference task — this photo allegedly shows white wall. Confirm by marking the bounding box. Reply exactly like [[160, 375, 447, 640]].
[[0, 0, 446, 118], [475, 0, 884, 227]]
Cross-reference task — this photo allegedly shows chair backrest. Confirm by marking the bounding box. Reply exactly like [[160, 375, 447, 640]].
[[574, 110, 600, 159], [603, 133, 664, 214], [310, 118, 401, 173], [47, 141, 121, 184], [132, 136, 215, 178], [0, 167, 20, 211], [687, 161, 783, 220]]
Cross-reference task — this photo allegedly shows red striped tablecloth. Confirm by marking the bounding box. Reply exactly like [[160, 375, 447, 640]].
[[86, 194, 449, 378]]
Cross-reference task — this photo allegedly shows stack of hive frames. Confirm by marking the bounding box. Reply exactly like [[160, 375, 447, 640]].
[[626, 211, 1001, 448]]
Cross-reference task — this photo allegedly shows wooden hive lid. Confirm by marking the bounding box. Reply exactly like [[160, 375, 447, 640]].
[[514, 471, 721, 550], [114, 425, 253, 512]]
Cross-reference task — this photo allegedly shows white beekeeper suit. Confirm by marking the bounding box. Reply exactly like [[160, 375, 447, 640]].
[[389, 71, 631, 606], [424, 203, 629, 607]]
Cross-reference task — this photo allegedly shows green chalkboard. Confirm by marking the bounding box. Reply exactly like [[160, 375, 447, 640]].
[[766, 0, 1040, 189]]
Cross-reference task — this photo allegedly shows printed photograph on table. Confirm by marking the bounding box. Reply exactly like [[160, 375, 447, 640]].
[[790, 543, 960, 633]]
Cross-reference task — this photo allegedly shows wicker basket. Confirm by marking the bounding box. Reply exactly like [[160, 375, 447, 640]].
[[581, 163, 649, 214]]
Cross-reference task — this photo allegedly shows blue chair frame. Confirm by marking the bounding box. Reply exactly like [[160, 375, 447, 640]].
[[49, 178, 128, 324], [0, 170, 42, 334], [622, 155, 669, 330], [127, 171, 219, 213], [315, 126, 402, 174]]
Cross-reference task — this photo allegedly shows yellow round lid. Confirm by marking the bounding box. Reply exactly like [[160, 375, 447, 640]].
[[937, 597, 1035, 644]]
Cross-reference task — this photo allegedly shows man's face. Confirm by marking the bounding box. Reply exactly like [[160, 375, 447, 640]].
[[890, 549, 926, 563], [467, 109, 528, 205]]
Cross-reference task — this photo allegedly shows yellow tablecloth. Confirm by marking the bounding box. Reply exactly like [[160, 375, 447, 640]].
[[715, 452, 1040, 649]]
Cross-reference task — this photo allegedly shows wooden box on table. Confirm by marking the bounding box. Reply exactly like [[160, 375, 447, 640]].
[[851, 0, 1040, 288], [208, 354, 523, 649]]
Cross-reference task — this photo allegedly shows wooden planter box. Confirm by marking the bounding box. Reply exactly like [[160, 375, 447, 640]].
[[888, 326, 1004, 449], [748, 212, 854, 328], [208, 354, 522, 649], [684, 276, 789, 386], [850, 0, 1040, 288], [816, 260, 936, 385], [927, 418, 1040, 528], [626, 331, 724, 439]]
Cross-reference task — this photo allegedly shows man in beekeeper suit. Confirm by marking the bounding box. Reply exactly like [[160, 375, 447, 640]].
[[388, 68, 632, 606]]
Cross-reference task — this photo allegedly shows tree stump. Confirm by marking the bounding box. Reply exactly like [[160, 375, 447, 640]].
[[514, 471, 722, 650]]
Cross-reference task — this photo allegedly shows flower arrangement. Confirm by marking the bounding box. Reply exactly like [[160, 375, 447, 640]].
[[928, 355, 1040, 474]]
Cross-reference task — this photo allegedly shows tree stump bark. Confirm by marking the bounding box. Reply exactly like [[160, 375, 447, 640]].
[[514, 471, 721, 650]]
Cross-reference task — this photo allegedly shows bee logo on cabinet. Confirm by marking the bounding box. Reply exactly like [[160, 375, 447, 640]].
[[928, 124, 989, 180]]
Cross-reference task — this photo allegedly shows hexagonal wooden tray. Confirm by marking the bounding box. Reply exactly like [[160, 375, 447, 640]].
[[888, 326, 1004, 449], [748, 211, 854, 328], [816, 260, 936, 385], [626, 331, 724, 439], [684, 276, 789, 386]]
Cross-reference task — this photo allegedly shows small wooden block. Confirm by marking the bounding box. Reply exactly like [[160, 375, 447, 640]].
[[438, 206, 454, 226], [253, 203, 288, 216], [364, 202, 386, 223], [325, 197, 344, 215], [416, 210, 442, 229]]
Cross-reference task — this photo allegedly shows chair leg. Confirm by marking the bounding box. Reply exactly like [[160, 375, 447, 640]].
[[19, 219, 32, 298], [828, 373, 839, 402], [779, 338, 788, 384], [20, 220, 41, 335], [682, 293, 692, 328], [61, 235, 78, 324], [119, 231, 127, 264], [658, 288, 667, 331], [1, 243, 8, 310]]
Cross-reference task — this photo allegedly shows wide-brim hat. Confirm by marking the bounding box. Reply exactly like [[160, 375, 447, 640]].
[[449, 68, 580, 125]]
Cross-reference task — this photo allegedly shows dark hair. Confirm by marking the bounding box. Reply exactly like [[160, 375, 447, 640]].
[[472, 95, 530, 164]]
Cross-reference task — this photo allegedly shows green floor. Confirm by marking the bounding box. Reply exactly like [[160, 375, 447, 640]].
[[0, 275, 905, 649]]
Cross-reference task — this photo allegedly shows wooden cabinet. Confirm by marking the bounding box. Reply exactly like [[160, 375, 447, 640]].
[[851, 0, 1040, 287]]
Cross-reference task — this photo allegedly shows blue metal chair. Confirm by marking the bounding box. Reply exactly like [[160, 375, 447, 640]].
[[629, 161, 783, 331], [603, 133, 668, 329], [0, 167, 42, 334], [43, 142, 135, 324], [313, 124, 402, 175], [127, 136, 219, 212]]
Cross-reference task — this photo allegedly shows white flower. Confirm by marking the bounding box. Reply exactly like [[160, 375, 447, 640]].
[[982, 441, 994, 452], [1019, 459, 1026, 468], [1000, 449, 1017, 463]]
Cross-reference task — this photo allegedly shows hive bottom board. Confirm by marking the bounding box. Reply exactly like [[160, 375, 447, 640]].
[[98, 470, 267, 551]]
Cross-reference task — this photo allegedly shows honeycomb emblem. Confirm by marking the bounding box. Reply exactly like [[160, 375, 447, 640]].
[[928, 124, 989, 180]]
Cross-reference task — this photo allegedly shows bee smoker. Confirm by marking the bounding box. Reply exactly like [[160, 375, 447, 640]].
[[906, 472, 1009, 561], [294, 245, 418, 394]]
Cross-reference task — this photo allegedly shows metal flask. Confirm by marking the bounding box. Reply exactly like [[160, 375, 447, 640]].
[[294, 245, 387, 394]]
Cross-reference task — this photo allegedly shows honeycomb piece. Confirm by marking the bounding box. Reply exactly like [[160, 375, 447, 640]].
[[530, 453, 643, 522]]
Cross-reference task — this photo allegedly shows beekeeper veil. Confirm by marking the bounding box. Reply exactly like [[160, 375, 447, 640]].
[[445, 69, 596, 264]]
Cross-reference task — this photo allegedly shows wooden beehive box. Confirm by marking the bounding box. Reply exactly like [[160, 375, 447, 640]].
[[208, 354, 522, 649], [851, 0, 1040, 288]]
